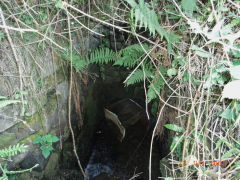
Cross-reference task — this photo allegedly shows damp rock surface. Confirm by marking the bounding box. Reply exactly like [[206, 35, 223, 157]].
[[84, 99, 161, 180]]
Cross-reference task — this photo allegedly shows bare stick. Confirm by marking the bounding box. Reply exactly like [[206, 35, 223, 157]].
[[181, 83, 202, 166], [65, 3, 167, 51], [66, 10, 87, 180]]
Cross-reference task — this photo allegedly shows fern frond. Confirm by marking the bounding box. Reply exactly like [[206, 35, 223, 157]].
[[114, 55, 140, 68], [147, 67, 166, 103], [147, 81, 163, 103], [125, 0, 168, 38], [88, 48, 116, 64], [119, 43, 149, 56], [125, 0, 180, 53], [114, 44, 150, 68], [147, 84, 157, 103], [126, 69, 144, 86], [0, 144, 27, 159], [0, 100, 20, 109], [126, 68, 153, 86], [61, 50, 87, 72]]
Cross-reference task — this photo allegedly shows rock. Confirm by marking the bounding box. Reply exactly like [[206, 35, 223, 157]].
[[44, 152, 59, 179], [91, 173, 125, 180], [20, 148, 47, 172], [0, 132, 16, 149], [0, 107, 20, 133], [17, 173, 39, 180]]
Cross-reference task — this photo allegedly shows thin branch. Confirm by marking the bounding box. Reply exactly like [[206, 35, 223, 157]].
[[66, 9, 87, 180], [0, 25, 38, 32], [65, 3, 167, 52]]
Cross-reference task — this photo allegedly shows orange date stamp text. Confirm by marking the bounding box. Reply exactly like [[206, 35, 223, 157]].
[[178, 160, 227, 167]]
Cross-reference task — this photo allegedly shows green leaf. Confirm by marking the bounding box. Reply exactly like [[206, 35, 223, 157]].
[[167, 68, 177, 77], [147, 84, 158, 103], [230, 47, 240, 58], [229, 65, 240, 79], [216, 137, 232, 148], [170, 135, 184, 153], [14, 94, 20, 99], [164, 124, 184, 133], [124, 0, 173, 43], [0, 96, 7, 99], [40, 146, 50, 159], [216, 64, 227, 73], [33, 134, 42, 144], [25, 19, 32, 25], [147, 75, 164, 103], [125, 0, 137, 8], [181, 0, 196, 15], [220, 109, 233, 120], [233, 60, 240, 66], [222, 150, 233, 159], [236, 102, 240, 112], [25, 112, 31, 116], [55, 1, 64, 9], [170, 136, 179, 151], [191, 45, 213, 58], [0, 100, 21, 109], [125, 68, 153, 86], [51, 136, 59, 143], [217, 76, 226, 85], [45, 134, 53, 143], [222, 148, 240, 159], [89, 47, 116, 65], [182, 71, 189, 83], [164, 178, 173, 180], [216, 139, 222, 148], [61, 49, 87, 72], [230, 161, 240, 170], [0, 144, 27, 159], [126, 69, 144, 86]]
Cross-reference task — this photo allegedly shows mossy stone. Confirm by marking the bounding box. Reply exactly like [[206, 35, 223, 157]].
[[17, 173, 38, 180], [0, 132, 16, 149], [24, 112, 43, 129], [44, 152, 59, 179], [44, 92, 58, 114], [18, 129, 45, 144]]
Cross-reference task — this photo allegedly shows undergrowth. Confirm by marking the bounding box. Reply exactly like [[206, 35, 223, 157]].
[[0, 144, 38, 180], [0, 0, 239, 179]]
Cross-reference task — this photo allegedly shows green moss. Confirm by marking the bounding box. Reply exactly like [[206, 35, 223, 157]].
[[62, 142, 73, 163], [43, 67, 67, 89], [44, 152, 59, 179], [24, 112, 43, 128], [62, 124, 70, 141], [19, 129, 45, 144], [17, 173, 38, 180], [0, 132, 16, 149], [44, 92, 57, 114]]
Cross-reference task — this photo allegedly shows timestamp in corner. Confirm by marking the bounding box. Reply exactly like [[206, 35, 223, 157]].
[[178, 160, 227, 167]]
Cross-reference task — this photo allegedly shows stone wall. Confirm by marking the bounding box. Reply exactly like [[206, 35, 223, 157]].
[[0, 35, 72, 179], [0, 24, 132, 179]]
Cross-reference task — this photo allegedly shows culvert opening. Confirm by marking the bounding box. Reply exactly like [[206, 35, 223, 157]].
[[59, 25, 172, 180]]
